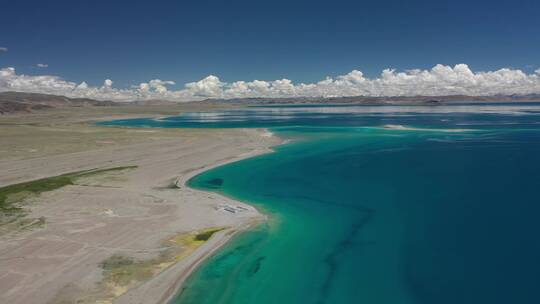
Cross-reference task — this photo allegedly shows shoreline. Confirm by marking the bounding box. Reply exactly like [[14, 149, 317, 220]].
[[0, 108, 283, 304], [156, 218, 263, 304], [153, 135, 282, 304]]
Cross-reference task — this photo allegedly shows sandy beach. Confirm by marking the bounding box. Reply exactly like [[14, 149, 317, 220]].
[[0, 107, 281, 304]]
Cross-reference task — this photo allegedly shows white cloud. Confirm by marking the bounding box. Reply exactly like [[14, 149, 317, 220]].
[[185, 75, 224, 97], [0, 47, 7, 52], [138, 79, 176, 94], [36, 63, 48, 68], [103, 79, 113, 88], [0, 64, 539, 102]]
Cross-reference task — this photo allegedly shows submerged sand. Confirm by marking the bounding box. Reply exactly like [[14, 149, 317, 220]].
[[0, 107, 281, 304]]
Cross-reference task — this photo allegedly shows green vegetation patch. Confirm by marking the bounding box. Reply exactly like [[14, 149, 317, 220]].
[[100, 255, 135, 270], [194, 227, 224, 241], [100, 254, 155, 287], [0, 166, 137, 226]]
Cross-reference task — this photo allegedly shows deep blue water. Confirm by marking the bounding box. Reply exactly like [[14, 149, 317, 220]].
[[101, 104, 540, 304]]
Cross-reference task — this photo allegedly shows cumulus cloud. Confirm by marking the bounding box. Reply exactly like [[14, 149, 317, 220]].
[[138, 79, 176, 94], [185, 75, 224, 97], [36, 63, 48, 68], [103, 79, 113, 88], [0, 47, 7, 52], [0, 64, 539, 102]]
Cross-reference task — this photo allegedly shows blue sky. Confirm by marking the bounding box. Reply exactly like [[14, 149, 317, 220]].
[[0, 0, 539, 101], [1, 0, 539, 88]]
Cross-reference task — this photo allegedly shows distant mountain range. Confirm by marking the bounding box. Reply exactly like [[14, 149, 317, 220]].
[[0, 92, 186, 114], [0, 92, 117, 114], [1, 91, 540, 114], [198, 94, 540, 105]]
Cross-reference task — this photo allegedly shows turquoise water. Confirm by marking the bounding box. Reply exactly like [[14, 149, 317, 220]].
[[101, 104, 540, 304]]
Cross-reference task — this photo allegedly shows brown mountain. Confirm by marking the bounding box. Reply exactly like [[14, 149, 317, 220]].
[[2, 91, 540, 114], [197, 94, 540, 105], [0, 91, 117, 114]]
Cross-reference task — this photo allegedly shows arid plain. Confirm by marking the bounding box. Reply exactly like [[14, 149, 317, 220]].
[[0, 105, 281, 304]]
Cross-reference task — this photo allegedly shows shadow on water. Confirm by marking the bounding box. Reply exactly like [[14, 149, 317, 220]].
[[316, 208, 374, 304]]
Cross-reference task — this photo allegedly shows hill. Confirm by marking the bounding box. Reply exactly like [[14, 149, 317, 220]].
[[0, 92, 117, 114], [197, 94, 540, 105]]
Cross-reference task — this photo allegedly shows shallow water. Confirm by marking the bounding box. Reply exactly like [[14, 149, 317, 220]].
[[102, 104, 540, 304]]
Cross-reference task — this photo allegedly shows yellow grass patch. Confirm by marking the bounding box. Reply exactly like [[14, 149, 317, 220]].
[[87, 227, 226, 303]]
